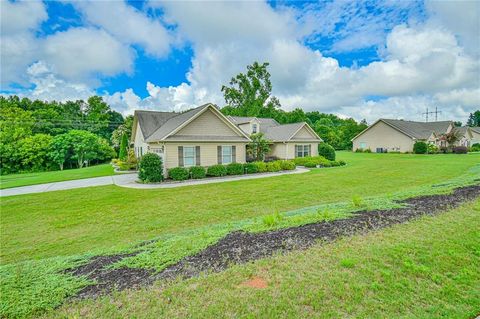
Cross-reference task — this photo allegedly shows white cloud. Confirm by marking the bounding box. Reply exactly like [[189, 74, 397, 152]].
[[23, 61, 94, 101], [0, 0, 47, 35], [72, 0, 172, 57], [42, 27, 134, 82]]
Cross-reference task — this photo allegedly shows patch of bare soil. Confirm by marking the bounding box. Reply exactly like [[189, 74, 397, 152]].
[[239, 276, 268, 289], [68, 184, 480, 299]]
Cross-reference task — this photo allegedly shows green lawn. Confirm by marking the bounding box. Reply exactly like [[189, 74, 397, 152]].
[[45, 199, 480, 319], [0, 164, 114, 189], [1, 153, 479, 265]]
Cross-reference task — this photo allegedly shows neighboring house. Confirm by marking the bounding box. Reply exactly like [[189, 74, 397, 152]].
[[351, 119, 454, 153], [227, 116, 322, 160], [131, 103, 322, 173], [470, 127, 480, 145], [458, 126, 473, 147]]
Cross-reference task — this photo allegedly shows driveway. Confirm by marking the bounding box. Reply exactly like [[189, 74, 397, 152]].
[[0, 168, 309, 197]]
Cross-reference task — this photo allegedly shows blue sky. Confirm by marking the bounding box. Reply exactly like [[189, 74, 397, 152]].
[[1, 0, 478, 122]]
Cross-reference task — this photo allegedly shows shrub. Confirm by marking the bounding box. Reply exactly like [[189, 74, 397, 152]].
[[452, 146, 468, 154], [363, 148, 372, 153], [355, 148, 364, 153], [321, 161, 332, 167], [138, 153, 163, 183], [303, 159, 318, 168], [330, 161, 341, 167], [244, 162, 258, 174], [427, 143, 439, 154], [413, 141, 428, 154], [318, 143, 336, 161], [168, 167, 189, 181], [264, 156, 280, 162], [226, 163, 244, 175], [338, 160, 347, 166], [471, 143, 480, 152], [207, 164, 227, 177], [254, 161, 268, 173], [293, 157, 309, 166], [189, 166, 206, 179], [279, 160, 295, 170], [266, 161, 281, 172]]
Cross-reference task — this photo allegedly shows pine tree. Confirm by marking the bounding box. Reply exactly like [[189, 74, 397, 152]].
[[119, 133, 128, 160]]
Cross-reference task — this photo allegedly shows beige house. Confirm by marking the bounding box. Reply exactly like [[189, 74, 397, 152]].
[[131, 103, 322, 172], [469, 127, 480, 145], [351, 119, 454, 153]]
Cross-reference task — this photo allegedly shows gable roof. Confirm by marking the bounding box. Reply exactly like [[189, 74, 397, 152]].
[[136, 104, 250, 143], [352, 119, 453, 141], [228, 116, 321, 142], [471, 127, 480, 134]]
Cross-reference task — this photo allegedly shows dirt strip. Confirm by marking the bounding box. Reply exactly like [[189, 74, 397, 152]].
[[69, 184, 480, 299]]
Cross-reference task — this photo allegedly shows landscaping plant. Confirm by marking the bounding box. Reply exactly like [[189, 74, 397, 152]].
[[243, 163, 258, 174], [318, 143, 336, 161], [226, 163, 244, 175], [118, 133, 128, 160], [279, 160, 295, 170], [452, 146, 468, 154], [189, 166, 206, 179], [168, 167, 189, 181], [138, 153, 163, 183], [413, 141, 428, 154], [207, 164, 228, 177], [254, 161, 268, 172]]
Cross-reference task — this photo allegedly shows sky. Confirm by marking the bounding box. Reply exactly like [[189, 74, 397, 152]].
[[1, 0, 479, 123]]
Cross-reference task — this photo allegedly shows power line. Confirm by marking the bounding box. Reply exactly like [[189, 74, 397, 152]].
[[422, 107, 442, 122]]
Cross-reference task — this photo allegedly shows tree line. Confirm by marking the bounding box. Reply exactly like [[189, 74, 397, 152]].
[[0, 96, 128, 174]]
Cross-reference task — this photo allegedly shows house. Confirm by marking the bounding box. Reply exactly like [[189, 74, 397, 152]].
[[131, 103, 322, 172], [469, 127, 480, 145], [351, 119, 454, 153]]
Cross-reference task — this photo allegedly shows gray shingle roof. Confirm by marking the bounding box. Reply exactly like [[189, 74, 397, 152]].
[[382, 119, 452, 139], [135, 110, 177, 139], [145, 104, 211, 142]]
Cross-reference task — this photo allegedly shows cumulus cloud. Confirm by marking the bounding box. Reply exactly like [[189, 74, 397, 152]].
[[42, 27, 134, 82], [72, 0, 172, 57]]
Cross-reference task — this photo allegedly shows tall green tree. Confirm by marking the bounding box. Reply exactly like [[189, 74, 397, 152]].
[[466, 110, 480, 127], [221, 62, 281, 118], [119, 133, 129, 160], [50, 134, 72, 170], [247, 133, 271, 161]]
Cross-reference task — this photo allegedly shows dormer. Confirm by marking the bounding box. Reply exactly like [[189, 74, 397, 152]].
[[250, 118, 260, 134]]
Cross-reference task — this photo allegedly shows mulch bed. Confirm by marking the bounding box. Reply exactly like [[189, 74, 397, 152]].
[[68, 184, 480, 299]]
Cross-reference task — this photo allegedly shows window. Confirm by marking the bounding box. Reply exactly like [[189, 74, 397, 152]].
[[252, 124, 258, 133], [183, 146, 196, 167], [295, 145, 310, 158], [359, 142, 367, 149], [221, 146, 233, 164]]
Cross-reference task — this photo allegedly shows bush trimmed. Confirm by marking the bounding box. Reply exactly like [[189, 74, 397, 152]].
[[168, 167, 189, 181], [413, 141, 428, 154], [226, 163, 244, 175], [266, 161, 281, 172], [244, 162, 258, 174], [452, 146, 468, 154], [471, 143, 480, 152], [138, 153, 163, 183], [189, 166, 206, 179], [279, 160, 295, 170], [318, 143, 336, 161], [254, 161, 268, 173], [207, 164, 227, 177]]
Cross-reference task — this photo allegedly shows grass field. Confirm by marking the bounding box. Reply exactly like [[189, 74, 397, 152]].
[[1, 152, 479, 318], [45, 199, 480, 318], [0, 164, 114, 189], [1, 153, 479, 264]]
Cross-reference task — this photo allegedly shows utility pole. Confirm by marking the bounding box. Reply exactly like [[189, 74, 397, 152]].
[[422, 107, 442, 122]]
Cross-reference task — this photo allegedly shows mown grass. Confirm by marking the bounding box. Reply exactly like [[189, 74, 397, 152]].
[[1, 153, 479, 265], [0, 164, 114, 189], [44, 199, 480, 319]]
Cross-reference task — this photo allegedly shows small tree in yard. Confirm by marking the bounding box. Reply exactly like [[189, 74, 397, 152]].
[[138, 153, 163, 183], [439, 128, 462, 152], [119, 133, 128, 160], [247, 133, 270, 161]]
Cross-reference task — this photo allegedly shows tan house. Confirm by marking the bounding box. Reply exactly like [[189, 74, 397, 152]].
[[469, 127, 480, 145], [131, 103, 322, 172], [351, 119, 454, 153]]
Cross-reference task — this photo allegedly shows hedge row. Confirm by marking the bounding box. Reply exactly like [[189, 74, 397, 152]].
[[293, 156, 346, 168], [167, 160, 296, 181]]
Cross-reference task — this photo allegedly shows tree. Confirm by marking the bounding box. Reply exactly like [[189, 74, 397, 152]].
[[50, 134, 72, 170], [247, 133, 271, 161], [440, 128, 462, 151], [118, 133, 128, 160], [466, 110, 480, 127], [111, 115, 133, 148], [221, 62, 280, 117], [67, 130, 100, 168], [18, 134, 53, 171]]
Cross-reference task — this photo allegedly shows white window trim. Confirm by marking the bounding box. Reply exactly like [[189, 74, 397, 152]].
[[183, 146, 196, 167], [221, 145, 234, 164], [252, 123, 258, 134]]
